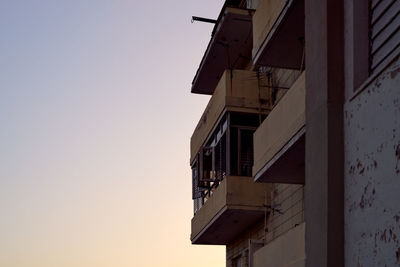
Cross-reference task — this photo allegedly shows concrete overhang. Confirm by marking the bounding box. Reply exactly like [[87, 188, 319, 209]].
[[252, 0, 305, 69], [191, 7, 254, 95], [253, 72, 305, 184], [254, 127, 305, 183], [191, 176, 272, 245]]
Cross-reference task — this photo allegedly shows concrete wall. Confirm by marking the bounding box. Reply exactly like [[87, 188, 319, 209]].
[[266, 184, 304, 241], [253, 72, 305, 177], [269, 68, 301, 105], [191, 176, 228, 241], [226, 219, 264, 267], [344, 56, 400, 266], [304, 0, 345, 265], [252, 0, 286, 59], [191, 176, 271, 242], [226, 183, 305, 266], [253, 223, 305, 267]]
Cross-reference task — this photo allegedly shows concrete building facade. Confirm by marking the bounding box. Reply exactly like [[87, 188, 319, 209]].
[[189, 0, 400, 266]]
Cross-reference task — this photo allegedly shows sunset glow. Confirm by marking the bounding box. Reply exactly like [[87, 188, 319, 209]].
[[0, 1, 225, 266]]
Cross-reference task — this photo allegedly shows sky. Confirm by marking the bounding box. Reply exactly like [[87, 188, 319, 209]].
[[0, 1, 226, 266]]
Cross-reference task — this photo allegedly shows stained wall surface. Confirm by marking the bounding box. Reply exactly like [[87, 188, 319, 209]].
[[226, 183, 304, 266], [344, 57, 400, 266]]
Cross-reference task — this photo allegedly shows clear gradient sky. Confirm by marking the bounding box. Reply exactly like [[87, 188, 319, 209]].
[[0, 1, 225, 266]]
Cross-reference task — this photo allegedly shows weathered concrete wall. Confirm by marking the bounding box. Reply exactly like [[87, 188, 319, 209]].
[[226, 183, 304, 266], [253, 222, 305, 267], [191, 176, 271, 243], [226, 219, 264, 267], [266, 184, 304, 241], [253, 72, 305, 177], [344, 57, 400, 266], [252, 0, 286, 59]]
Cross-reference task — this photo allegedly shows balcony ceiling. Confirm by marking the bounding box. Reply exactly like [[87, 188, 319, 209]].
[[253, 0, 305, 69], [191, 7, 254, 95], [254, 127, 305, 184], [191, 207, 265, 245]]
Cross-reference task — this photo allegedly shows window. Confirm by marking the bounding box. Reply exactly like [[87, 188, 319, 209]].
[[369, 0, 400, 74], [191, 112, 263, 213]]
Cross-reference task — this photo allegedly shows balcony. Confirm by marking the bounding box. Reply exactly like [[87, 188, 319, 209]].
[[252, 0, 305, 69], [253, 72, 305, 184], [253, 223, 306, 267], [191, 7, 254, 95], [191, 176, 272, 245], [190, 69, 270, 165]]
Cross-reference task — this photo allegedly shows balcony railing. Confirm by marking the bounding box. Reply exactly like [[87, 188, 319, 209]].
[[190, 69, 270, 165], [252, 0, 305, 69], [253, 0, 286, 56], [253, 71, 305, 183], [191, 176, 272, 245]]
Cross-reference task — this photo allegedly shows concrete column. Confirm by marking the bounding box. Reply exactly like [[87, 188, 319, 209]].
[[304, 0, 344, 266]]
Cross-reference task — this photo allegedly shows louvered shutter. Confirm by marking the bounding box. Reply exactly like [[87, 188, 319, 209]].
[[370, 0, 400, 72]]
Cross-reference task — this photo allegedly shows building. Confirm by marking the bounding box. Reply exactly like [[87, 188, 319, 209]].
[[189, 0, 400, 266]]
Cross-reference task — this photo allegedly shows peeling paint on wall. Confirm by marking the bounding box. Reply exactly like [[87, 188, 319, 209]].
[[345, 58, 400, 267]]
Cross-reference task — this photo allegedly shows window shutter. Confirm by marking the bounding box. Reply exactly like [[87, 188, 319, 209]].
[[370, 0, 400, 72]]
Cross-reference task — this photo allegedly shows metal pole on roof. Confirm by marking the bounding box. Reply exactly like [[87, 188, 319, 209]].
[[191, 16, 217, 24]]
